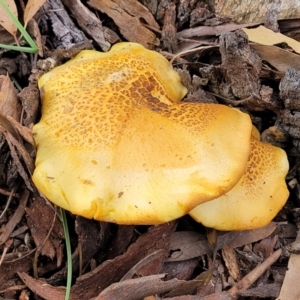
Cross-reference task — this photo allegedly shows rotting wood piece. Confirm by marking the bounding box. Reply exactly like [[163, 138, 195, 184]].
[[61, 0, 113, 51], [279, 68, 300, 150], [199, 30, 261, 101], [40, 0, 87, 49], [87, 0, 159, 48]]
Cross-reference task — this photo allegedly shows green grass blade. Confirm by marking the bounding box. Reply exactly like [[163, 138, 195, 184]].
[[0, 43, 38, 53], [61, 208, 72, 300], [0, 0, 38, 53]]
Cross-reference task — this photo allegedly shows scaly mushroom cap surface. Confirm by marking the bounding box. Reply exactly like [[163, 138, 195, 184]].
[[32, 42, 252, 224], [189, 137, 289, 230]]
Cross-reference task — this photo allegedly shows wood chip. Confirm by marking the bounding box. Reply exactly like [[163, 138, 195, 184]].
[[87, 0, 159, 48]]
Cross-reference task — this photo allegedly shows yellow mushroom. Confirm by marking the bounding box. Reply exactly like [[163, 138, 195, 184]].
[[32, 42, 253, 224], [189, 136, 289, 230]]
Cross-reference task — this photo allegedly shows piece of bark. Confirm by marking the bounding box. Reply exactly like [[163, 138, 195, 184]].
[[176, 0, 194, 28], [200, 29, 262, 110], [0, 58, 17, 75], [176, 66, 217, 103], [264, 0, 280, 32], [228, 249, 282, 298], [280, 68, 300, 110], [279, 110, 300, 140], [161, 1, 177, 53], [140, 0, 158, 16], [251, 44, 300, 75], [75, 217, 107, 273], [208, 0, 300, 23], [18, 84, 39, 126], [46, 221, 111, 286], [87, 0, 159, 48], [257, 84, 283, 113], [279, 69, 300, 146], [40, 0, 87, 49], [219, 29, 261, 103], [0, 25, 15, 46], [240, 283, 281, 298], [190, 2, 214, 28], [163, 293, 231, 300], [61, 0, 112, 51], [107, 225, 136, 259]]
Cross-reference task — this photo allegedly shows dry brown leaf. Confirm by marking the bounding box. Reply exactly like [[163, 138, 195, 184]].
[[121, 250, 166, 281], [6, 116, 35, 146], [251, 44, 300, 74], [243, 25, 300, 54], [166, 231, 211, 262], [176, 22, 260, 39], [277, 229, 300, 300], [222, 245, 241, 281], [0, 190, 29, 246], [3, 131, 34, 190], [24, 0, 47, 28], [18, 272, 66, 300], [96, 274, 189, 300], [161, 258, 200, 281], [0, 112, 20, 141], [165, 270, 213, 298], [0, 0, 18, 39], [0, 75, 22, 121], [224, 222, 277, 249], [26, 19, 44, 56], [25, 196, 64, 259]]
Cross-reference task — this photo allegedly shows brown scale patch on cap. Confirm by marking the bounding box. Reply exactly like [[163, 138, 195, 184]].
[[36, 50, 182, 151]]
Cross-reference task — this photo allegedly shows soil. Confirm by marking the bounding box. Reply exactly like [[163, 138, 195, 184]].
[[0, 0, 300, 299]]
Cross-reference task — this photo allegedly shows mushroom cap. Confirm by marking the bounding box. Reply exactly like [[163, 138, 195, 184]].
[[189, 137, 289, 230], [32, 42, 252, 224]]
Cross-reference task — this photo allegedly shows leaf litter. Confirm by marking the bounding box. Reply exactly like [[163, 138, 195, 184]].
[[0, 0, 300, 299]]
